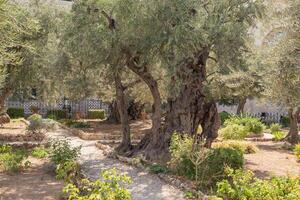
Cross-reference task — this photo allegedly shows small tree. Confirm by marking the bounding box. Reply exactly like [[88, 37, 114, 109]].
[[265, 0, 300, 144]]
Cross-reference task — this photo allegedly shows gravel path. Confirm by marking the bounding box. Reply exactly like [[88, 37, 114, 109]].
[[245, 141, 300, 178], [47, 128, 185, 200]]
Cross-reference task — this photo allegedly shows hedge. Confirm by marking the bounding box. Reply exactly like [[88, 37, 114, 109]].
[[87, 109, 105, 119], [46, 109, 67, 120], [7, 108, 24, 119]]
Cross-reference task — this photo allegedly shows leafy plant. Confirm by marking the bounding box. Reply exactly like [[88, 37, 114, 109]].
[[280, 116, 290, 127], [294, 143, 300, 160], [27, 114, 42, 121], [7, 108, 24, 119], [47, 109, 67, 120], [169, 133, 244, 189], [224, 116, 265, 135], [87, 109, 105, 119], [59, 119, 91, 129], [219, 112, 231, 125], [272, 131, 285, 141], [149, 164, 169, 174], [219, 124, 248, 140], [0, 144, 12, 154], [49, 139, 81, 165], [55, 160, 79, 182], [31, 146, 49, 158], [270, 123, 282, 133], [63, 168, 132, 200], [217, 168, 300, 200], [0, 147, 30, 173], [213, 140, 258, 154], [27, 114, 57, 132]]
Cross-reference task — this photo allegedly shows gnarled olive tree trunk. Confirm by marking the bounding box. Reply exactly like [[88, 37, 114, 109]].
[[286, 107, 300, 145], [126, 50, 220, 160], [114, 73, 132, 153], [236, 98, 247, 115], [0, 86, 12, 114]]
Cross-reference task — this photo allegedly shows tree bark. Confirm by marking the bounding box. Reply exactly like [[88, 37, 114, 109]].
[[114, 73, 132, 153], [107, 100, 120, 124], [236, 98, 247, 115], [0, 86, 12, 114], [286, 107, 300, 145]]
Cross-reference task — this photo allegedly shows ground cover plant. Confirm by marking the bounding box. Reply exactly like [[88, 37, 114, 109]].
[[0, 144, 30, 173], [213, 140, 258, 154], [294, 143, 300, 160], [220, 116, 265, 140], [169, 133, 244, 189], [216, 168, 300, 200]]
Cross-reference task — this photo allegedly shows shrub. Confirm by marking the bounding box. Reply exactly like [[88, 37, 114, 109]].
[[219, 112, 231, 125], [270, 123, 282, 133], [272, 131, 285, 141], [55, 160, 79, 181], [169, 133, 244, 189], [7, 108, 24, 119], [0, 147, 30, 173], [149, 164, 169, 174], [87, 109, 105, 119], [217, 168, 300, 200], [49, 139, 81, 165], [225, 116, 265, 135], [47, 109, 67, 120], [294, 143, 300, 160], [199, 148, 244, 188], [213, 140, 258, 154], [219, 124, 248, 140], [27, 114, 57, 132], [281, 116, 290, 127], [0, 144, 12, 154], [31, 146, 49, 158], [27, 114, 42, 121], [59, 119, 90, 129], [63, 168, 132, 200]]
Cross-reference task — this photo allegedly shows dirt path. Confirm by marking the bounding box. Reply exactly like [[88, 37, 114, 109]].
[[245, 141, 300, 178], [0, 158, 64, 200], [47, 128, 185, 200]]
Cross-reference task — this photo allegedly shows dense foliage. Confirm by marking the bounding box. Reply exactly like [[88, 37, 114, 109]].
[[63, 168, 132, 200], [217, 168, 300, 200], [169, 133, 244, 189]]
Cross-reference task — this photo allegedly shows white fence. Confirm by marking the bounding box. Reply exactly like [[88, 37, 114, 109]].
[[5, 99, 110, 118]]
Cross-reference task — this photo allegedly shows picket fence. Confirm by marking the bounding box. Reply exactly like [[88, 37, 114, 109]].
[[5, 99, 110, 118]]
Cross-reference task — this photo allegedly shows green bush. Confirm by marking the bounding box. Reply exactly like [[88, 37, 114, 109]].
[[281, 116, 290, 127], [7, 108, 24, 119], [63, 168, 132, 200], [27, 114, 42, 121], [272, 131, 285, 141], [219, 112, 231, 125], [0, 146, 30, 173], [47, 109, 67, 120], [169, 133, 244, 189], [27, 114, 57, 132], [270, 123, 282, 133], [199, 148, 244, 188], [55, 160, 79, 182], [219, 124, 248, 140], [294, 143, 300, 160], [49, 139, 81, 165], [31, 146, 49, 158], [87, 109, 105, 119], [225, 116, 265, 135], [217, 168, 300, 200], [59, 119, 91, 129], [213, 140, 258, 154], [149, 164, 169, 174]]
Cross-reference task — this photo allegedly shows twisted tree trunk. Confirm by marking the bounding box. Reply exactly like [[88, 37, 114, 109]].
[[286, 107, 300, 145], [0, 86, 11, 114], [114, 73, 132, 153], [236, 98, 247, 115]]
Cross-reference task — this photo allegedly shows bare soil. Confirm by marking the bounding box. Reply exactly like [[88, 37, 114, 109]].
[[0, 119, 27, 135], [77, 119, 152, 141], [0, 157, 64, 200], [245, 141, 300, 178]]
